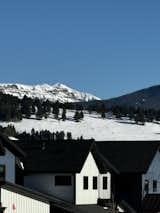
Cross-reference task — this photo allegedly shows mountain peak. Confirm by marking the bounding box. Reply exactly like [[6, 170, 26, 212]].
[[0, 83, 100, 103]]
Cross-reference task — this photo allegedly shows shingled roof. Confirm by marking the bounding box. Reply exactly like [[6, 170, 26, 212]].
[[96, 141, 160, 173], [22, 140, 110, 174]]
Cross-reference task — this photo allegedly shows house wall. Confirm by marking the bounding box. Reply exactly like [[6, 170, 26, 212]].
[[98, 173, 111, 199], [75, 152, 110, 205], [24, 173, 74, 202], [142, 150, 160, 197], [0, 149, 15, 183], [1, 187, 50, 213]]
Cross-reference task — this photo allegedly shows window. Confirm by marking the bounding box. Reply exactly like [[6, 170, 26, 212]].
[[153, 180, 157, 192], [93, 177, 98, 190], [103, 177, 108, 190], [55, 176, 72, 186], [144, 180, 149, 193], [83, 176, 88, 190], [0, 165, 5, 181]]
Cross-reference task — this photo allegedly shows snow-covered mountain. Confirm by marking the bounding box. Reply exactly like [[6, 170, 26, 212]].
[[0, 83, 100, 103]]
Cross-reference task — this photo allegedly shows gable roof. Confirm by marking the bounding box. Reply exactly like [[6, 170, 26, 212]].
[[0, 134, 26, 158], [20, 140, 109, 174], [96, 141, 160, 173], [0, 182, 82, 213], [17, 139, 160, 174]]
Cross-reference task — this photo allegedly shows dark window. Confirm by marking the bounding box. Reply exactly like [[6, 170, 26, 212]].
[[93, 177, 98, 190], [83, 176, 88, 190], [144, 180, 149, 193], [55, 176, 72, 186], [103, 177, 108, 190], [0, 165, 5, 181], [153, 180, 157, 192]]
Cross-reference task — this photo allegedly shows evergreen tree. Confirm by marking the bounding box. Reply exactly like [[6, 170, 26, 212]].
[[100, 104, 106, 118], [59, 131, 65, 140], [53, 106, 59, 119], [113, 106, 121, 119], [134, 109, 145, 125], [62, 108, 67, 121], [80, 111, 84, 120], [36, 105, 44, 120], [21, 95, 32, 118], [128, 107, 135, 120], [67, 132, 72, 140], [4, 125, 16, 136], [74, 110, 81, 122]]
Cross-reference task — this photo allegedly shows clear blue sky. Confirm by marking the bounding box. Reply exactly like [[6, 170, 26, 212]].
[[0, 0, 160, 99]]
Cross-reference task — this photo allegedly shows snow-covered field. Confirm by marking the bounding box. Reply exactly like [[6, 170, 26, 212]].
[[1, 111, 160, 141]]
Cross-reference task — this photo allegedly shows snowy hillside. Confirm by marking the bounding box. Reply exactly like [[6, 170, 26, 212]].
[[1, 111, 160, 141], [0, 83, 100, 103]]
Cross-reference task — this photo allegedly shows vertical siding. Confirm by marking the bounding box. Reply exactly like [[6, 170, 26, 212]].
[[0, 149, 15, 183], [1, 188, 50, 213], [24, 173, 74, 202], [98, 173, 111, 199]]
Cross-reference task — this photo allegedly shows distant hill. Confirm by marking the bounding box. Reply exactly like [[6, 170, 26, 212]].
[[81, 85, 160, 110]]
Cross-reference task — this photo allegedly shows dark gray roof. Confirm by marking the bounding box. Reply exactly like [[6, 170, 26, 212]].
[[21, 141, 109, 174], [0, 182, 50, 204], [119, 200, 137, 213], [96, 141, 160, 173], [142, 194, 160, 212], [17, 140, 160, 174], [0, 182, 81, 213]]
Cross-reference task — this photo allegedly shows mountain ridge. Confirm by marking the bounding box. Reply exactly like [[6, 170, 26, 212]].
[[81, 84, 160, 110], [0, 83, 100, 103]]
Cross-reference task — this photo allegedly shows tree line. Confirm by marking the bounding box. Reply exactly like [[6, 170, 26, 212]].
[[0, 124, 86, 141], [0, 92, 160, 125]]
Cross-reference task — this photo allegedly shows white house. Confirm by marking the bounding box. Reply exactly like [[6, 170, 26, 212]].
[[0, 135, 132, 213], [0, 134, 51, 213], [142, 147, 160, 197], [0, 182, 50, 213], [23, 141, 112, 205]]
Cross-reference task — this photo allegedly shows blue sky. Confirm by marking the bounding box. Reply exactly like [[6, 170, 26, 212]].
[[0, 0, 160, 99]]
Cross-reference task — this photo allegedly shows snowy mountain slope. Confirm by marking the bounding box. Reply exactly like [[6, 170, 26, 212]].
[[0, 83, 100, 103], [1, 111, 160, 141]]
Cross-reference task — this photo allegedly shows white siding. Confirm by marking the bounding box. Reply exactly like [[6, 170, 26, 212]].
[[98, 173, 111, 199], [75, 152, 111, 205], [0, 149, 15, 183], [142, 150, 160, 197], [24, 173, 74, 202], [1, 188, 50, 213]]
